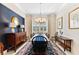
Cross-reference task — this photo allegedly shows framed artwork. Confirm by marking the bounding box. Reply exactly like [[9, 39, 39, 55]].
[[57, 17, 63, 29], [69, 7, 79, 29]]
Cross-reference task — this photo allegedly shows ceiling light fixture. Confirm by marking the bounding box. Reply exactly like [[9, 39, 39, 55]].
[[40, 3, 42, 22], [34, 3, 46, 23]]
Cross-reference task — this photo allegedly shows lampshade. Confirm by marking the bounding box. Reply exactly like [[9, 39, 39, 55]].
[[20, 25, 25, 28], [9, 23, 16, 27]]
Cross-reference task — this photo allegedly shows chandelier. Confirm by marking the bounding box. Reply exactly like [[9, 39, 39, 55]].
[[35, 3, 46, 23], [35, 17, 46, 23]]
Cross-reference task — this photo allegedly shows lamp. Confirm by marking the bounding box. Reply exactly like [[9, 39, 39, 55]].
[[20, 25, 25, 28], [20, 25, 25, 32], [35, 3, 46, 24], [35, 17, 46, 23], [39, 3, 42, 24]]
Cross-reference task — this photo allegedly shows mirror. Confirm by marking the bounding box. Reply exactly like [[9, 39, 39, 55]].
[[10, 16, 19, 33]]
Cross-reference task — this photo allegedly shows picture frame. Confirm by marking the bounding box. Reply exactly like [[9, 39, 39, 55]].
[[57, 17, 63, 29], [68, 7, 79, 29]]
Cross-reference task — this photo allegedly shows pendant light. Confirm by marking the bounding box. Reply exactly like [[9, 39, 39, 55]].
[[40, 3, 42, 23]]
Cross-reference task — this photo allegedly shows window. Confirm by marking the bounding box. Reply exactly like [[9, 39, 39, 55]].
[[32, 17, 48, 33]]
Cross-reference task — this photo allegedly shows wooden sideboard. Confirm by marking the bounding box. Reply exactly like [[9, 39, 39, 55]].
[[0, 42, 4, 55], [7, 32, 26, 51], [55, 36, 72, 52]]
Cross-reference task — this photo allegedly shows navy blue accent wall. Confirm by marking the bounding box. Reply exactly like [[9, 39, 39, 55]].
[[0, 3, 25, 49], [0, 3, 24, 33]]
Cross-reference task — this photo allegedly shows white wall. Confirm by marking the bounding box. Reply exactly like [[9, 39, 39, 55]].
[[56, 3, 79, 54]]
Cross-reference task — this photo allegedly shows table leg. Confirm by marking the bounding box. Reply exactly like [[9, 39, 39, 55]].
[[64, 40, 66, 51], [1, 47, 3, 55]]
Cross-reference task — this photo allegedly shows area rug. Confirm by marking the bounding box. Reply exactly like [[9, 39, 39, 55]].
[[16, 41, 66, 55]]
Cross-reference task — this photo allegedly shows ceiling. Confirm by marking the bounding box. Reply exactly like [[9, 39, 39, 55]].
[[15, 3, 67, 15]]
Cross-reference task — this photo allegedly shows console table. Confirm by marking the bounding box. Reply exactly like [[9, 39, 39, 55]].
[[55, 36, 72, 52]]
